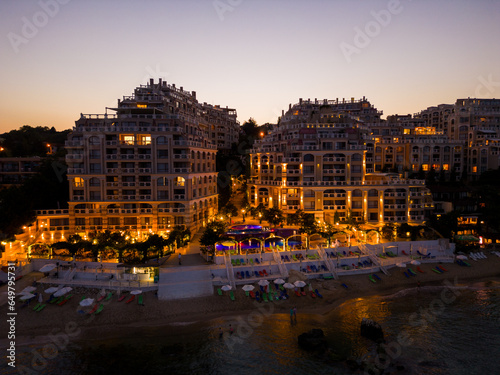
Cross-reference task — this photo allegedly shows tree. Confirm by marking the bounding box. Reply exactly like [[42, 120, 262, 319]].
[[299, 213, 319, 249], [381, 224, 396, 242], [221, 202, 238, 222], [264, 207, 284, 227], [286, 209, 304, 226], [167, 226, 191, 249], [318, 223, 338, 247], [200, 221, 228, 257]]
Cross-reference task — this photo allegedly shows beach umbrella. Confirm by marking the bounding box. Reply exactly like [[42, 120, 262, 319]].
[[54, 287, 72, 297], [294, 280, 306, 288], [242, 285, 255, 292], [100, 288, 106, 296], [20, 293, 36, 300], [283, 283, 295, 289], [396, 262, 406, 268], [130, 290, 142, 295], [44, 287, 60, 294], [274, 278, 285, 284], [221, 285, 232, 291], [80, 298, 94, 307], [456, 255, 468, 260], [20, 286, 36, 294], [38, 293, 43, 303], [39, 264, 57, 273], [258, 279, 269, 286], [410, 260, 421, 265]]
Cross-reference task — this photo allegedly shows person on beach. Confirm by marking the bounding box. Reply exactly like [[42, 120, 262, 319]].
[[178, 253, 182, 265], [290, 308, 294, 322], [293, 306, 297, 320]]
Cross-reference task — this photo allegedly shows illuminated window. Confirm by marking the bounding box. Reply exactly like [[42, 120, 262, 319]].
[[175, 176, 185, 187], [139, 135, 151, 145], [422, 164, 429, 171], [442, 164, 449, 171], [122, 135, 135, 145], [472, 166, 477, 173], [74, 177, 84, 187], [432, 164, 440, 170], [137, 104, 147, 108]]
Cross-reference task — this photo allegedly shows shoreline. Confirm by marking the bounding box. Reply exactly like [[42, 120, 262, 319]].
[[2, 256, 500, 348]]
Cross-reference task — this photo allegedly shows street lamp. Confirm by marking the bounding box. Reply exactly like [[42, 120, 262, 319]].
[[241, 209, 246, 222]]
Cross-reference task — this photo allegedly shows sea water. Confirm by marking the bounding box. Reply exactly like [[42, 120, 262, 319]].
[[7, 284, 500, 375]]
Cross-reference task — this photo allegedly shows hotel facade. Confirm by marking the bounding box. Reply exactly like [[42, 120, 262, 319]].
[[36, 79, 239, 240], [248, 98, 434, 224]]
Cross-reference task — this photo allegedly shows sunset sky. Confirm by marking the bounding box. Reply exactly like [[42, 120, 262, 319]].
[[1, 0, 500, 132]]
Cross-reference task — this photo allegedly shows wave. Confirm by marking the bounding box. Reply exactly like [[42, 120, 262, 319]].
[[381, 281, 500, 300]]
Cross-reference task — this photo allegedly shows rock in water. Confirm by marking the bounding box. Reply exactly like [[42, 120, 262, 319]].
[[298, 329, 327, 351], [360, 318, 384, 342]]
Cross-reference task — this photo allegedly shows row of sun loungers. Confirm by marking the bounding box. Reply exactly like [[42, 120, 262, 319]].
[[235, 269, 270, 279], [326, 251, 362, 258]]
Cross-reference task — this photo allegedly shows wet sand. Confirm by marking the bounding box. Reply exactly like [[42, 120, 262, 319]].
[[1, 254, 499, 347]]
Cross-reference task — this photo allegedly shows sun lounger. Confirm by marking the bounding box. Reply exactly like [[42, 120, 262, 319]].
[[88, 304, 99, 314], [294, 290, 301, 297], [417, 266, 425, 273], [33, 303, 41, 311], [249, 258, 254, 265], [314, 289, 323, 298], [118, 294, 127, 301], [249, 291, 255, 298], [310, 291, 317, 298], [255, 291, 260, 302], [105, 292, 113, 301], [285, 255, 291, 262], [306, 265, 312, 273], [229, 291, 235, 301], [262, 269, 268, 276], [254, 271, 260, 277], [231, 259, 236, 266], [36, 304, 46, 312], [341, 283, 348, 289], [58, 294, 73, 306], [373, 274, 382, 281], [245, 271, 251, 278], [235, 259, 240, 266], [402, 250, 409, 256], [258, 271, 264, 277], [255, 258, 260, 264], [431, 268, 442, 274], [407, 269, 417, 276], [50, 296, 62, 304], [95, 304, 104, 314], [217, 288, 222, 296], [437, 265, 448, 272], [97, 294, 105, 302], [240, 259, 245, 265], [368, 275, 376, 283], [125, 295, 135, 304], [138, 295, 144, 305], [404, 271, 410, 278]]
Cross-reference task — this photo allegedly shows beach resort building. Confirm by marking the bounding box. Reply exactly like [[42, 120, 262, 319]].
[[248, 98, 434, 224], [35, 79, 239, 240]]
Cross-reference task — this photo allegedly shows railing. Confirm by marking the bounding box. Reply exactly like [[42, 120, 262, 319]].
[[225, 253, 236, 289], [271, 247, 289, 278], [317, 247, 338, 279], [358, 243, 389, 276]]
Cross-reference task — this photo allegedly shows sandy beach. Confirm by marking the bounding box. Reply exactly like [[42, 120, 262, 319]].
[[2, 254, 500, 348]]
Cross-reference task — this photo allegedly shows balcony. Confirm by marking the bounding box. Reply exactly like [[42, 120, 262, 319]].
[[286, 169, 300, 174], [139, 195, 152, 200], [173, 168, 190, 173], [323, 169, 345, 174], [173, 154, 190, 160], [68, 168, 84, 174], [139, 168, 152, 173], [324, 205, 346, 210], [174, 194, 186, 200], [286, 205, 300, 210], [384, 204, 406, 209]]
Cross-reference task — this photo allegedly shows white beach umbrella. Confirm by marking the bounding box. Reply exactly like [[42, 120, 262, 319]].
[[294, 280, 306, 288], [396, 262, 406, 268], [79, 298, 94, 307], [221, 285, 232, 291], [242, 285, 255, 292], [283, 283, 295, 289], [100, 288, 106, 296], [54, 287, 72, 297], [258, 279, 269, 286], [44, 287, 60, 294], [38, 293, 43, 303], [20, 293, 36, 300], [456, 255, 468, 260], [39, 264, 57, 273], [130, 290, 142, 295], [273, 278, 285, 284], [20, 286, 36, 294], [410, 260, 421, 265]]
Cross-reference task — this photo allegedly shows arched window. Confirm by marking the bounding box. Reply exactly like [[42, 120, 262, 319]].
[[352, 153, 362, 161], [156, 136, 167, 145], [88, 136, 100, 145], [74, 177, 84, 187], [175, 177, 185, 187], [303, 154, 314, 162]]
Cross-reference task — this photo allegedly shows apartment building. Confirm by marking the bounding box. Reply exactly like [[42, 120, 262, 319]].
[[248, 98, 433, 225], [415, 98, 500, 178], [0, 157, 43, 188], [36, 79, 239, 240]]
